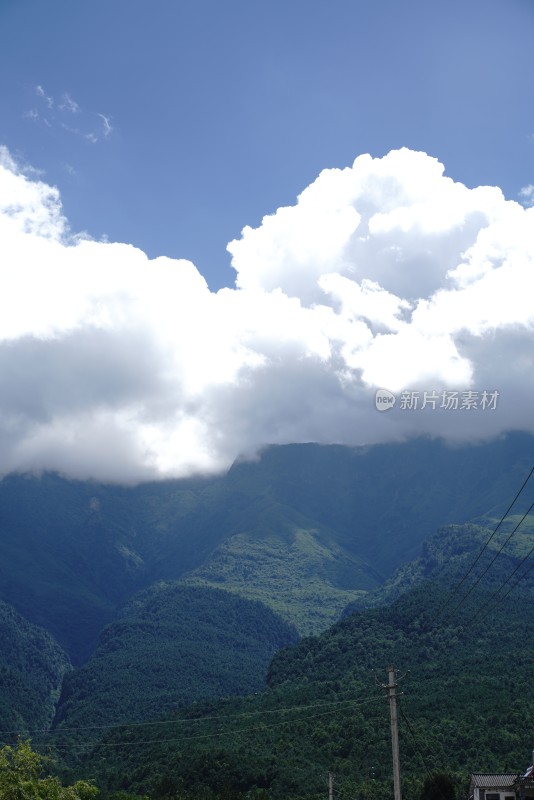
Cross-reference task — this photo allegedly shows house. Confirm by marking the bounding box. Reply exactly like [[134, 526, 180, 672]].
[[469, 773, 521, 800], [469, 760, 534, 800]]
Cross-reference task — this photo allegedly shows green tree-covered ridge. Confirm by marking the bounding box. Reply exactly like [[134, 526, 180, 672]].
[[52, 584, 298, 737], [59, 523, 534, 800]]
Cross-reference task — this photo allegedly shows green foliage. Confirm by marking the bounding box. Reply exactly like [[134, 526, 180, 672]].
[[65, 522, 534, 800], [0, 600, 70, 740], [0, 740, 97, 800], [51, 584, 298, 742], [183, 523, 373, 635], [0, 472, 218, 663], [345, 521, 534, 615]]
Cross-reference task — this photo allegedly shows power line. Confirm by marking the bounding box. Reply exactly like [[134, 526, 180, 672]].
[[442, 499, 534, 623], [399, 694, 442, 765], [1, 695, 378, 739], [430, 467, 534, 624], [463, 529, 534, 630], [44, 696, 386, 752], [398, 701, 434, 780], [399, 702, 459, 800]]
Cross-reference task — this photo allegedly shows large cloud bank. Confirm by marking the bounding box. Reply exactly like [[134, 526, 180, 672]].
[[0, 146, 533, 482]]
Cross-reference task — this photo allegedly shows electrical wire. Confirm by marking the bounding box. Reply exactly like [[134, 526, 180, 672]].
[[0, 695, 381, 739], [442, 499, 534, 623], [399, 701, 460, 800], [462, 533, 534, 630], [429, 467, 534, 624], [398, 701, 434, 779], [43, 696, 386, 752]]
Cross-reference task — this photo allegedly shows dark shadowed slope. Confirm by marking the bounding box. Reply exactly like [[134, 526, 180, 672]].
[[0, 599, 70, 739], [52, 583, 298, 737]]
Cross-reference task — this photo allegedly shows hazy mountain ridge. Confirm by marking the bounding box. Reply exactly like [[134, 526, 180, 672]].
[[1, 434, 532, 667]]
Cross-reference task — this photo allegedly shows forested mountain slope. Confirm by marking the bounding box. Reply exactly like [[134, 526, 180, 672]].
[[60, 521, 534, 800], [0, 599, 70, 735], [0, 434, 532, 665], [52, 584, 298, 737], [180, 505, 378, 635]]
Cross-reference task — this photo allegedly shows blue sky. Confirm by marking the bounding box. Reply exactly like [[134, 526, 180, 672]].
[[0, 0, 534, 482], [1, 0, 533, 290]]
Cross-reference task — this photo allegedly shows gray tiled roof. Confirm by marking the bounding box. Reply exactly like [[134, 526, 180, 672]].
[[471, 774, 520, 788]]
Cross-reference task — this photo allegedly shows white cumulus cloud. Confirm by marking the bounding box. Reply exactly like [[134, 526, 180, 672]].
[[0, 145, 533, 483], [519, 184, 534, 208]]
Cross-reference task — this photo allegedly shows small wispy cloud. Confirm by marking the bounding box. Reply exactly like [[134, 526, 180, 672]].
[[36, 85, 53, 109], [98, 113, 113, 138], [24, 108, 52, 128], [59, 93, 80, 114], [25, 84, 113, 145], [59, 122, 95, 144], [84, 131, 99, 144], [519, 184, 534, 208]]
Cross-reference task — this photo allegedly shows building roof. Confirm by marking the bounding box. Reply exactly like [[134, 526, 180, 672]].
[[470, 774, 520, 788]]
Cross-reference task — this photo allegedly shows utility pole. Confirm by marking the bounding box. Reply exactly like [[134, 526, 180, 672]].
[[376, 665, 402, 800], [328, 772, 334, 800], [387, 665, 402, 800]]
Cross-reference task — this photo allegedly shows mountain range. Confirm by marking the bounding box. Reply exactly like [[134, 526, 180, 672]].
[[62, 520, 534, 800], [1, 431, 533, 799], [1, 433, 532, 659]]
